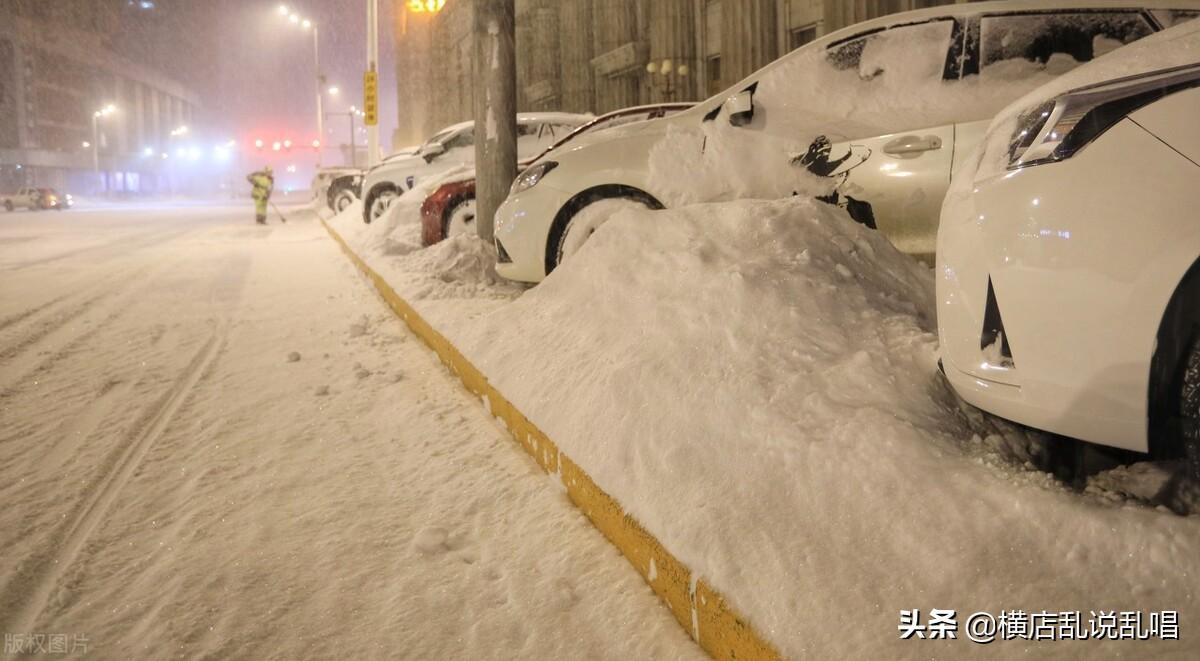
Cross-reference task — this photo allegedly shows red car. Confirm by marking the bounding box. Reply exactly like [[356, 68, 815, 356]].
[[420, 103, 692, 246]]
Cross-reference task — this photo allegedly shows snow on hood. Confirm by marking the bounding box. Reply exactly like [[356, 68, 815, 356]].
[[457, 197, 1200, 658]]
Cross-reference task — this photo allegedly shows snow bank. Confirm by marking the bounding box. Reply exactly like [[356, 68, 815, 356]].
[[325, 176, 524, 317], [452, 198, 1200, 658]]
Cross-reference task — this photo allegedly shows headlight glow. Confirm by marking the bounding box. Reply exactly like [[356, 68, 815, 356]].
[[510, 161, 558, 194]]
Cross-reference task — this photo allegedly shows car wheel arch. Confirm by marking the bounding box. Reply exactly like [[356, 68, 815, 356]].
[[543, 184, 664, 276], [1148, 256, 1200, 460], [440, 193, 475, 240], [363, 182, 399, 224]]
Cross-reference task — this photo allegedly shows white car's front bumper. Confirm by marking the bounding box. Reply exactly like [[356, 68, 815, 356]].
[[493, 183, 572, 283], [937, 117, 1200, 453]]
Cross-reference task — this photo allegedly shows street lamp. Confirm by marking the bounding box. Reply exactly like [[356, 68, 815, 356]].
[[91, 104, 117, 174], [325, 106, 365, 167], [278, 7, 323, 168]]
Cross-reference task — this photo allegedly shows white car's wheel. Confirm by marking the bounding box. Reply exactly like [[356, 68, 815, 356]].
[[334, 189, 357, 213], [443, 197, 476, 239], [365, 186, 398, 224], [553, 198, 649, 269]]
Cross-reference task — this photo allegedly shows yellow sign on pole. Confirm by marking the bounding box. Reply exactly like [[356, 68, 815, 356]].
[[363, 70, 378, 126]]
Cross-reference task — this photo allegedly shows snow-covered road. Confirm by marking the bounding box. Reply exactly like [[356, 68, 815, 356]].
[[0, 203, 702, 659]]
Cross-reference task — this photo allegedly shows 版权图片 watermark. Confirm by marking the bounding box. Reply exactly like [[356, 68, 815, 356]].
[[4, 633, 89, 656]]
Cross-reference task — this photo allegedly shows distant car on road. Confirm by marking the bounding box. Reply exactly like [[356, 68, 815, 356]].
[[419, 104, 693, 246], [492, 1, 1200, 283], [2, 187, 46, 211], [360, 112, 592, 224], [36, 188, 72, 210], [937, 24, 1200, 489]]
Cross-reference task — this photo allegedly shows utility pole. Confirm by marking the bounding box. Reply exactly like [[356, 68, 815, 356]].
[[314, 25, 323, 169], [365, 0, 380, 168], [472, 0, 516, 244]]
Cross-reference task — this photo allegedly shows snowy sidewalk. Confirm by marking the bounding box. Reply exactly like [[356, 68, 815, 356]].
[[0, 205, 702, 659]]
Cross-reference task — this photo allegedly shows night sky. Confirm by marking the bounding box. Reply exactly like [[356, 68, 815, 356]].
[[120, 0, 400, 153]]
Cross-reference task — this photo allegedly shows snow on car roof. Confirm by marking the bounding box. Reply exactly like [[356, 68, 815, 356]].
[[702, 0, 1200, 112], [426, 113, 594, 142]]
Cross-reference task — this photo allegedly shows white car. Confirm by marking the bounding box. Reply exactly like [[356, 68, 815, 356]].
[[937, 23, 1200, 484], [360, 112, 592, 224], [311, 167, 360, 208], [2, 187, 47, 211], [493, 1, 1200, 283]]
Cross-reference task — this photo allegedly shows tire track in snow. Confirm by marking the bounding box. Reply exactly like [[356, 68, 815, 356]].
[[0, 321, 228, 635], [0, 292, 74, 333], [2, 223, 198, 272], [0, 263, 160, 398]]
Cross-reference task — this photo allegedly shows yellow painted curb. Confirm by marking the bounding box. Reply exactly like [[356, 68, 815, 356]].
[[322, 219, 780, 661]]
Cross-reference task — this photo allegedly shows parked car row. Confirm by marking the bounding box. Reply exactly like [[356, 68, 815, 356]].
[[482, 0, 1200, 485], [320, 1, 1200, 484], [418, 104, 694, 246], [1, 187, 73, 211]]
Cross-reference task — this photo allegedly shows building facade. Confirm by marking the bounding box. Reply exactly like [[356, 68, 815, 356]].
[[390, 0, 969, 146], [0, 1, 201, 194]]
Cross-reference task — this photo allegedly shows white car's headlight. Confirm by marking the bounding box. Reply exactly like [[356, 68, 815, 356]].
[[510, 161, 558, 194], [1006, 62, 1200, 170]]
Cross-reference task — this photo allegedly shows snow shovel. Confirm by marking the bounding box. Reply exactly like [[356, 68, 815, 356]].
[[269, 200, 288, 223]]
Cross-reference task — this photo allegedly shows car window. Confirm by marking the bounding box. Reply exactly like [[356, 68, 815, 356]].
[[423, 128, 457, 148], [516, 121, 557, 159], [1152, 9, 1200, 28], [826, 20, 955, 83], [442, 129, 474, 151], [979, 12, 1154, 78]]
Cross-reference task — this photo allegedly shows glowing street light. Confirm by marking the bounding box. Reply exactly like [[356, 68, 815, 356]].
[[406, 0, 445, 13], [81, 141, 91, 148], [91, 103, 118, 173], [327, 85, 339, 96], [272, 141, 282, 151], [255, 138, 265, 150], [278, 8, 324, 167]]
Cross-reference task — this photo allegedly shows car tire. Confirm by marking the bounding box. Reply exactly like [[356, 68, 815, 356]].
[[363, 184, 398, 225], [333, 190, 357, 213], [547, 195, 655, 274], [1149, 263, 1200, 513], [3, 201, 12, 212], [441, 196, 476, 241]]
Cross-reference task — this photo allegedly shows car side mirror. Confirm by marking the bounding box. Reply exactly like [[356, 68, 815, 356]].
[[422, 142, 446, 163], [725, 88, 755, 127]]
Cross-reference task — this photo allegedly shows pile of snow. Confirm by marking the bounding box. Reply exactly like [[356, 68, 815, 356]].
[[453, 198, 1199, 658], [325, 175, 524, 310]]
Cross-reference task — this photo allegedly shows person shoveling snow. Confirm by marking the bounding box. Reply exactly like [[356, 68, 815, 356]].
[[246, 165, 274, 225]]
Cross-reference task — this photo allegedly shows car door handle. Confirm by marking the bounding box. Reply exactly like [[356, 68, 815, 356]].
[[883, 134, 943, 156]]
